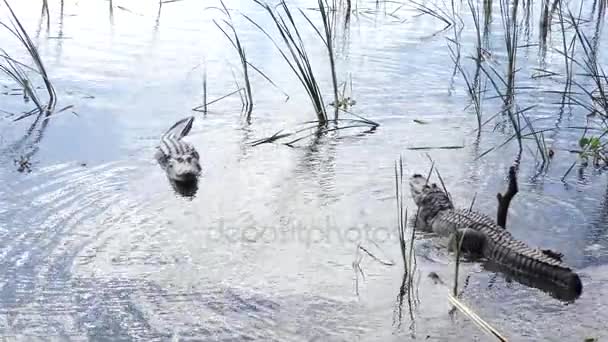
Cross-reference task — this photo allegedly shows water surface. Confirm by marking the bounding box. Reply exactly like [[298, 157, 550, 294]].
[[1, 0, 607, 340]]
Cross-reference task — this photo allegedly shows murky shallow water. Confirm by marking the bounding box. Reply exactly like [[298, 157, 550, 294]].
[[1, 0, 607, 340]]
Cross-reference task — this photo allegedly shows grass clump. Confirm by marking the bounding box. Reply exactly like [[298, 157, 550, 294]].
[[213, 0, 254, 121], [1, 0, 56, 120], [246, 0, 331, 123]]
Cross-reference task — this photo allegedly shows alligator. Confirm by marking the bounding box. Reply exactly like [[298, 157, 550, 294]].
[[409, 173, 582, 300], [155, 116, 202, 185]]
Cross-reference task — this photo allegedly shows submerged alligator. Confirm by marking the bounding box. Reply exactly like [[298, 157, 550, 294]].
[[155, 116, 202, 195], [409, 173, 582, 299]]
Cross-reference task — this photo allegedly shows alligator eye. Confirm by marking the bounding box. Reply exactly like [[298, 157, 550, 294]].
[[431, 184, 438, 189], [412, 174, 423, 178], [176, 157, 183, 163], [186, 156, 192, 163], [423, 185, 430, 189]]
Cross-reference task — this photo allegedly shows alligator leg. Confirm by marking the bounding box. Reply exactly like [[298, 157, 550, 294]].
[[448, 228, 486, 258], [411, 214, 431, 232]]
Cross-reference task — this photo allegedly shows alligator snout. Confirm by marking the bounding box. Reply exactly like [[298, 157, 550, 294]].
[[167, 158, 201, 182], [409, 173, 431, 205]]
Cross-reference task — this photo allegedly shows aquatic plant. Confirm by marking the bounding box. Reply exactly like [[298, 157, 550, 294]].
[[393, 155, 418, 329], [551, 4, 608, 178], [0, 0, 56, 119], [246, 0, 328, 123], [303, 0, 340, 121], [214, 0, 254, 121], [244, 0, 378, 146], [408, 0, 453, 32]]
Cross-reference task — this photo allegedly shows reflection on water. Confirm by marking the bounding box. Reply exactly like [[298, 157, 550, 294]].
[[169, 178, 199, 198], [1, 0, 608, 340]]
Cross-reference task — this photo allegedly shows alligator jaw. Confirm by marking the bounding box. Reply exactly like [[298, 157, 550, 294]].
[[166, 158, 201, 183]]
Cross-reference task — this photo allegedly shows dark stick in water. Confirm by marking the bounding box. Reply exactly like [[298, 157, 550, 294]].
[[496, 166, 518, 228]]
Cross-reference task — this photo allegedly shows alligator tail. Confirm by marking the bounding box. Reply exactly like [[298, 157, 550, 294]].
[[162, 116, 194, 140], [484, 237, 582, 298]]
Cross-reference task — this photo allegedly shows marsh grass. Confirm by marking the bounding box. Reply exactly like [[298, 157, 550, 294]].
[[246, 0, 328, 123], [500, 0, 519, 105], [244, 0, 380, 146], [393, 156, 420, 330], [448, 0, 563, 162], [408, 0, 453, 32], [547, 3, 608, 178], [214, 1, 254, 121], [301, 0, 340, 121], [469, 0, 525, 155], [202, 64, 208, 114], [448, 214, 508, 342], [250, 112, 378, 147], [448, 43, 482, 134], [1, 0, 56, 120], [352, 242, 395, 295], [452, 230, 465, 296], [565, 9, 608, 118], [521, 113, 550, 169], [555, 0, 577, 110]]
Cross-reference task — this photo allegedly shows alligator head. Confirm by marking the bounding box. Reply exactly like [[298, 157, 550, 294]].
[[156, 116, 202, 185], [409, 174, 454, 208], [165, 149, 201, 183], [409, 174, 454, 228]]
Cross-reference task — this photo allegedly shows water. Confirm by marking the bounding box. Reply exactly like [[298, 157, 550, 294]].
[[0, 0, 607, 340]]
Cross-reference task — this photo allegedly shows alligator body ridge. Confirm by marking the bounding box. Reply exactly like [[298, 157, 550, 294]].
[[409, 173, 582, 299]]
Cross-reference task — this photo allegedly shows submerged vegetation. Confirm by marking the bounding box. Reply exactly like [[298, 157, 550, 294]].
[[432, 0, 608, 180], [393, 156, 418, 330], [195, 0, 608, 178], [1, 0, 56, 120], [1, 0, 60, 172]]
